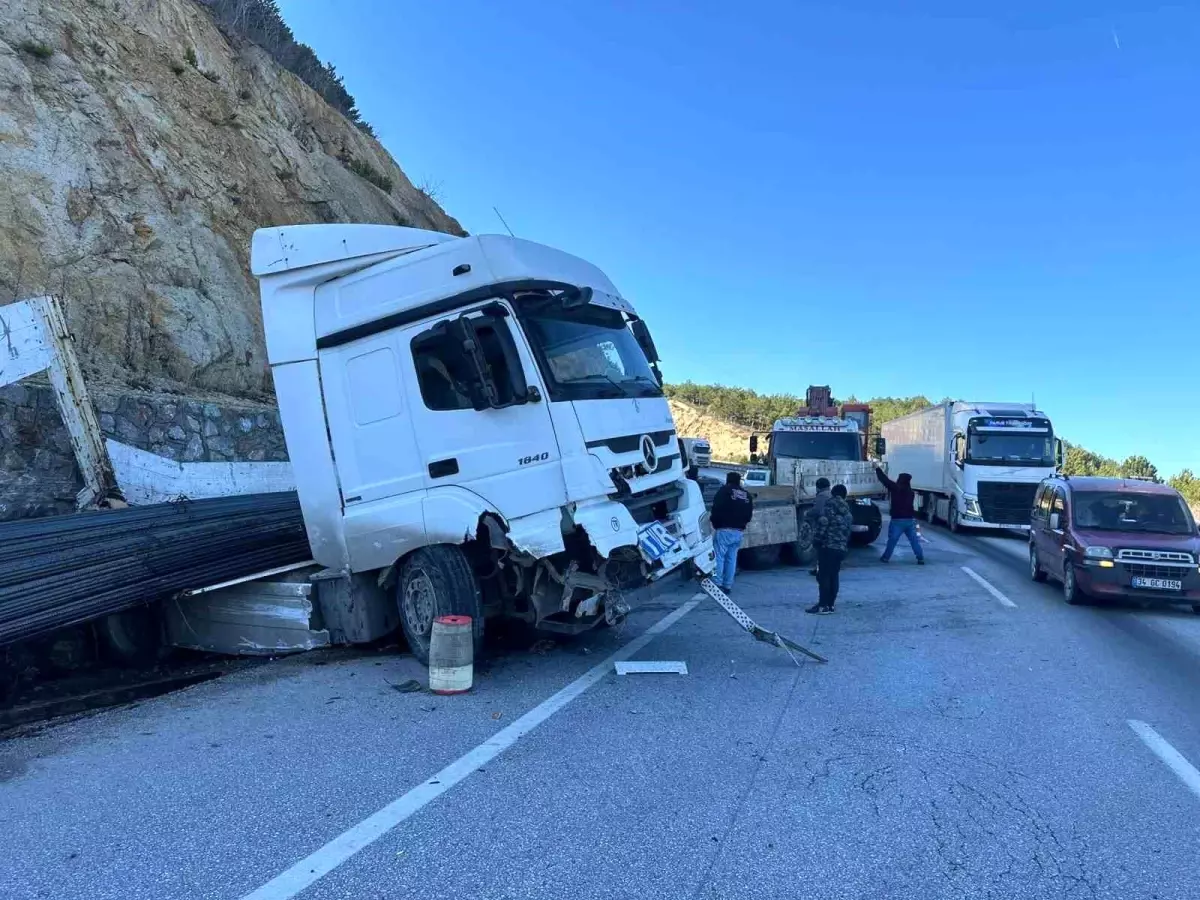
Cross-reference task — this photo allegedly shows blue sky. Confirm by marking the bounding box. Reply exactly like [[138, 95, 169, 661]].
[[277, 1, 1198, 476]]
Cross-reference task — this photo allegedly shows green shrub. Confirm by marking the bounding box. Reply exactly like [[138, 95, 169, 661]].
[[345, 158, 393, 193], [19, 41, 54, 60], [185, 46, 197, 67]]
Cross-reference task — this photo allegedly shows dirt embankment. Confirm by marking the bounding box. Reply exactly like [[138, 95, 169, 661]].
[[668, 399, 751, 463]]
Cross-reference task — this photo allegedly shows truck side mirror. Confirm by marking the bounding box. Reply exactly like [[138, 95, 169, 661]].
[[874, 436, 886, 458], [1049, 512, 1060, 530], [749, 435, 759, 454], [630, 318, 660, 364], [953, 433, 965, 467], [1055, 438, 1064, 468]]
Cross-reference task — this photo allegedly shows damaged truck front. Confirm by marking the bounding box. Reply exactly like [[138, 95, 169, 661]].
[[252, 225, 715, 664]]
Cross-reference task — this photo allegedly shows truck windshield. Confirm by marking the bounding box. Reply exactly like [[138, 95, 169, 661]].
[[518, 300, 661, 402], [967, 430, 1054, 466], [770, 432, 861, 461], [1071, 491, 1196, 535]]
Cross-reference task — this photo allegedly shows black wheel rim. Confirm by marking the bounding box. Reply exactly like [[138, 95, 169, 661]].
[[403, 569, 436, 635]]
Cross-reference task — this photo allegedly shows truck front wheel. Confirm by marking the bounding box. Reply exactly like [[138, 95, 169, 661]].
[[742, 544, 780, 569], [850, 523, 882, 547], [395, 545, 484, 666], [784, 518, 816, 566]]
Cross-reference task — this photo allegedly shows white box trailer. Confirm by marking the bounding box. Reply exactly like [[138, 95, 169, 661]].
[[881, 401, 1061, 532]]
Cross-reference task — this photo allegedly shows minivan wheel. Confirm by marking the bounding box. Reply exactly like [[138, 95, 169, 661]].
[[1029, 546, 1047, 582], [1063, 563, 1085, 605]]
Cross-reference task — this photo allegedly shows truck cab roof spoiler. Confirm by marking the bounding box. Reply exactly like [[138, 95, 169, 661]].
[[250, 224, 456, 277]]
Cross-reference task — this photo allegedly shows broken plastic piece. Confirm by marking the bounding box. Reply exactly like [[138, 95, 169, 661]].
[[614, 660, 688, 675]]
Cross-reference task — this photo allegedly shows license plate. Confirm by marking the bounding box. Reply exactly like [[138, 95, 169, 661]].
[[637, 521, 679, 562], [1132, 576, 1182, 591]]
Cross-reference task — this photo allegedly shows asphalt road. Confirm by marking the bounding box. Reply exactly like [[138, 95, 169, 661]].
[[4, 526, 1200, 899]]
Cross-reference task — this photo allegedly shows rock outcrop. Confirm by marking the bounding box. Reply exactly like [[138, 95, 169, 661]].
[[0, 0, 462, 401]]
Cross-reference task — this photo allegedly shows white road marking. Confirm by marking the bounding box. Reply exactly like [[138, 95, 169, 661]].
[[240, 597, 703, 900], [1128, 720, 1200, 801], [960, 566, 1017, 608]]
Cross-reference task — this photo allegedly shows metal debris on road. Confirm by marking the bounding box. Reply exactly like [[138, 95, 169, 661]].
[[388, 679, 424, 694], [698, 577, 828, 665], [614, 661, 688, 675]]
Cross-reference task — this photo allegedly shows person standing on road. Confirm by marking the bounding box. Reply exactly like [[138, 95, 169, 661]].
[[710, 471, 754, 594], [876, 467, 925, 565], [806, 483, 853, 614], [804, 477, 833, 577]]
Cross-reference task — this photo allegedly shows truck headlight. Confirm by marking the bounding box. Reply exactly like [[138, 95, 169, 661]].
[[964, 499, 982, 517]]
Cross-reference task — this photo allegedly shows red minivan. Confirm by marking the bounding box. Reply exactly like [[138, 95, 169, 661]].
[[1028, 475, 1200, 611]]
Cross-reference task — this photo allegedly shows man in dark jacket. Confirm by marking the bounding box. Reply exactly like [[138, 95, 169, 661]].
[[806, 483, 853, 614], [876, 467, 925, 564], [710, 471, 754, 592]]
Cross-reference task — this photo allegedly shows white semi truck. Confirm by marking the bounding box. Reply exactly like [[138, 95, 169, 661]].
[[251, 225, 716, 663], [881, 401, 1062, 532]]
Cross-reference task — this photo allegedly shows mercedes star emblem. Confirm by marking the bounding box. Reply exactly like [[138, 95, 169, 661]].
[[640, 434, 657, 472]]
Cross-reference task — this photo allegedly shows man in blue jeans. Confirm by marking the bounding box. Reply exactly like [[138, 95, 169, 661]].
[[875, 467, 925, 564], [710, 471, 754, 593]]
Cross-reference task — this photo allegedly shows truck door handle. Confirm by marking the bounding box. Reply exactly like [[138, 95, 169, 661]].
[[428, 458, 459, 478]]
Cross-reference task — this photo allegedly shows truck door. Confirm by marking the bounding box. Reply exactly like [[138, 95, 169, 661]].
[[318, 332, 427, 568], [403, 302, 566, 518]]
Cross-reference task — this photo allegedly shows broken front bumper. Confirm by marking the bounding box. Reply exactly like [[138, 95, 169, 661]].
[[570, 479, 715, 579]]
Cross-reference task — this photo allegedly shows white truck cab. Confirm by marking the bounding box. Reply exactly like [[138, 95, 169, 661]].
[[251, 225, 714, 662]]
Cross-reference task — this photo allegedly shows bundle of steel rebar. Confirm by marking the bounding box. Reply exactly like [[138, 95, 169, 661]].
[[0, 492, 310, 645]]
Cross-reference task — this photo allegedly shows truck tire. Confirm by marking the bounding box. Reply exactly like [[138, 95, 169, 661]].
[[395, 545, 484, 666], [741, 544, 780, 569], [97, 606, 164, 666], [925, 493, 939, 523], [783, 517, 816, 566], [851, 523, 882, 546], [948, 501, 961, 533]]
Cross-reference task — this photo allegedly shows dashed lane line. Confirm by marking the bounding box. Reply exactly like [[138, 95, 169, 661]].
[[1128, 720, 1200, 801], [960, 566, 1018, 609]]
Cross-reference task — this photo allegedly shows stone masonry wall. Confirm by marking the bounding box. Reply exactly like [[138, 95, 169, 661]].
[[0, 380, 287, 520]]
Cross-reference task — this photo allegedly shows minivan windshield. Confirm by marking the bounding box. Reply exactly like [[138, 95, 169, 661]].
[[517, 298, 661, 402], [771, 431, 861, 461], [1071, 491, 1196, 536]]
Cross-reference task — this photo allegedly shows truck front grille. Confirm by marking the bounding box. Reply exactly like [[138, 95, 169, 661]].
[[977, 481, 1038, 525], [618, 483, 682, 525]]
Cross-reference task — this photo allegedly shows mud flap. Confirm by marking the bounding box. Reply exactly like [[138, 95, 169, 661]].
[[697, 577, 828, 665]]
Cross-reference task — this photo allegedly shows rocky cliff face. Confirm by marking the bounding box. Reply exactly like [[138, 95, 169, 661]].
[[0, 0, 462, 401]]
